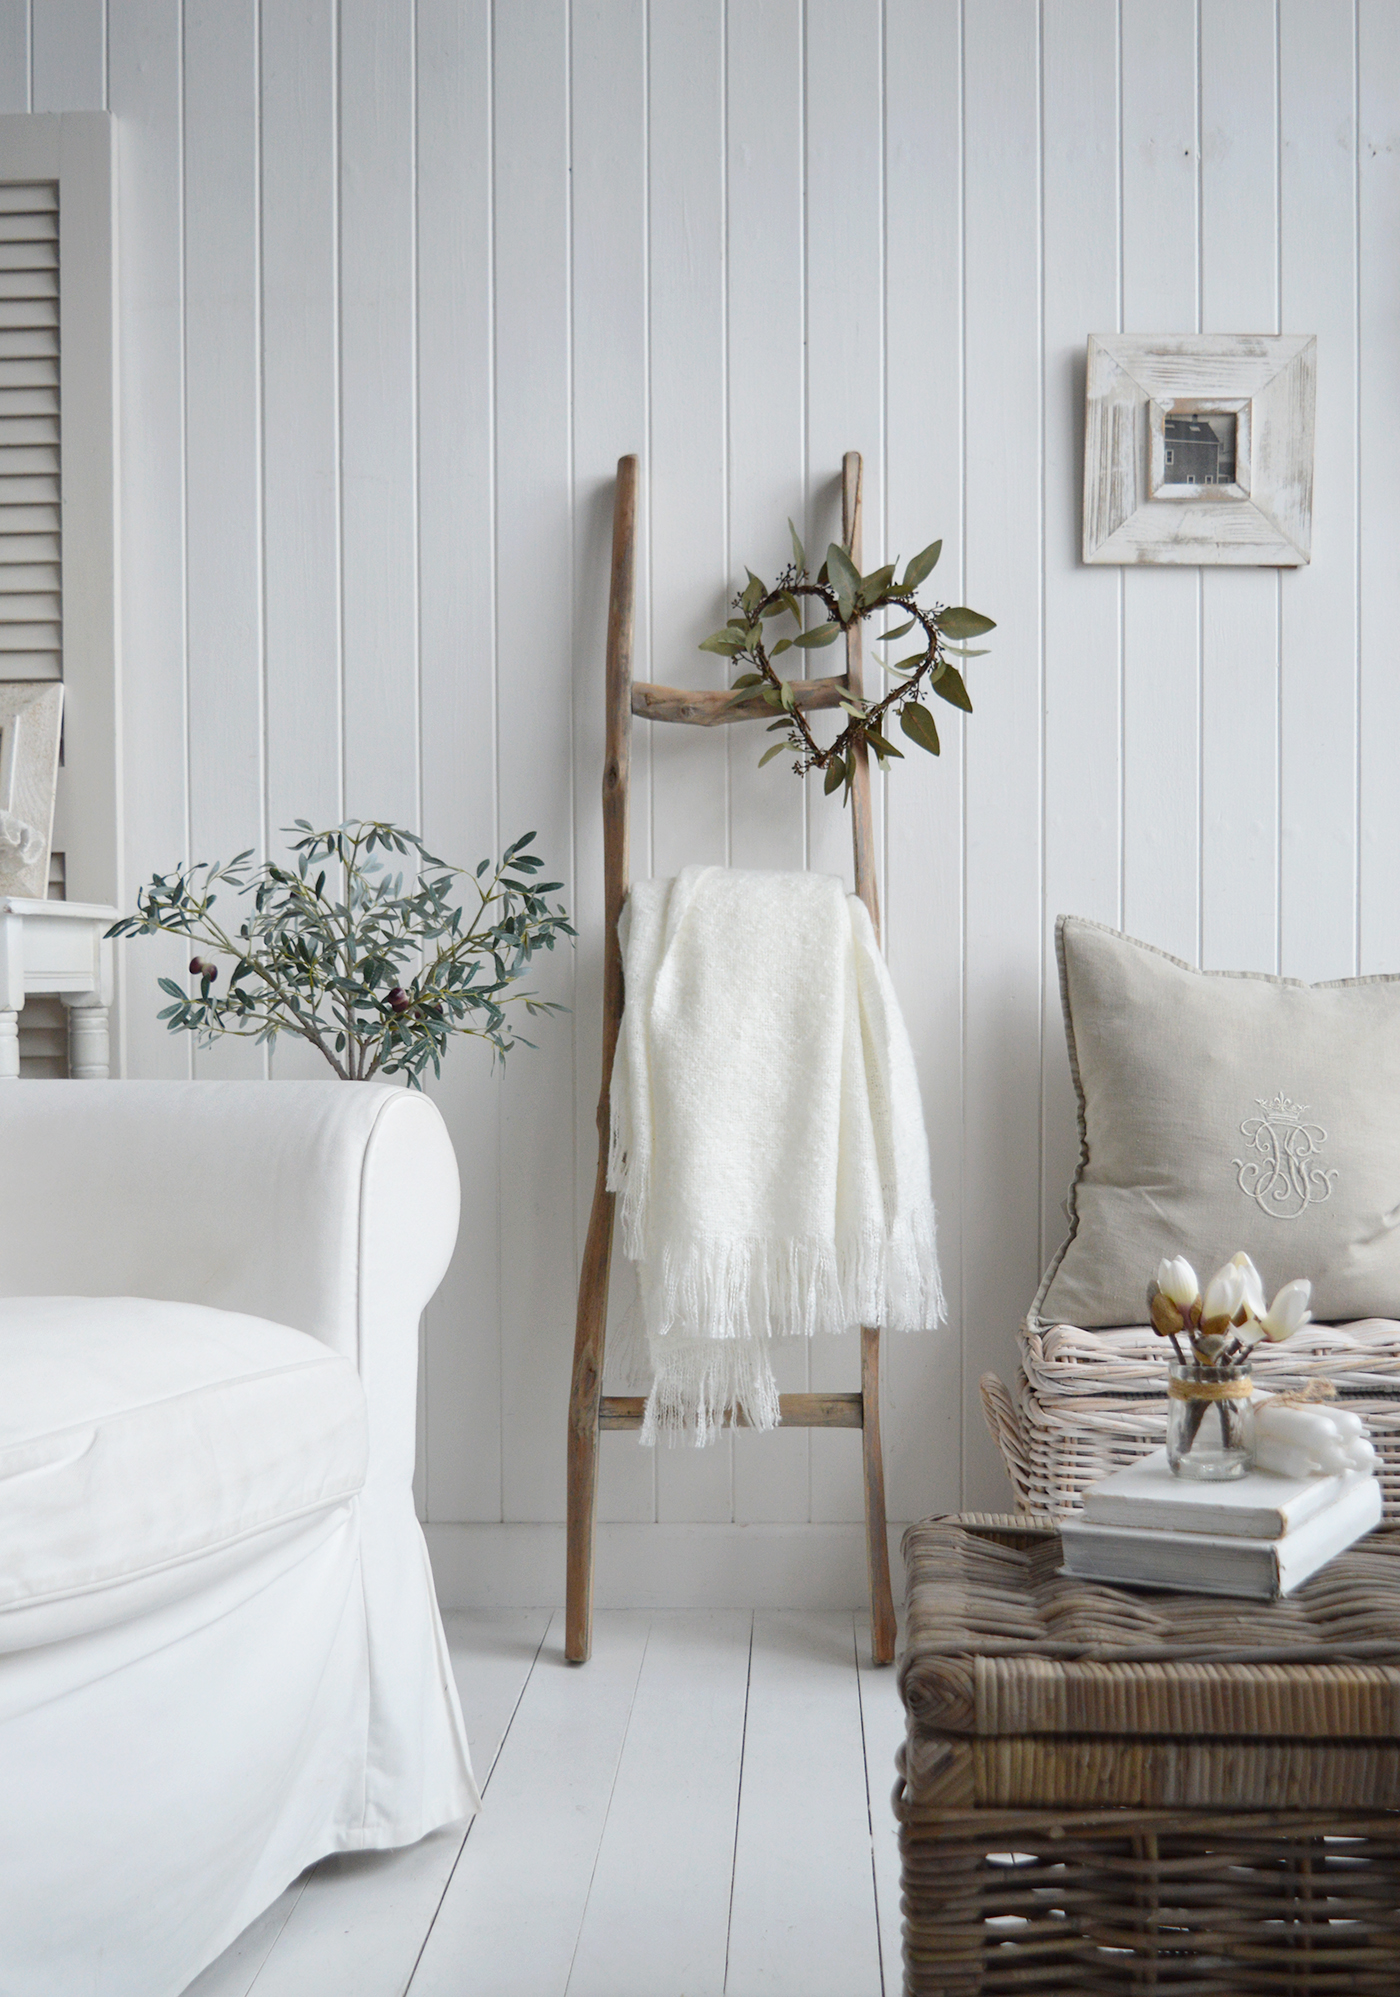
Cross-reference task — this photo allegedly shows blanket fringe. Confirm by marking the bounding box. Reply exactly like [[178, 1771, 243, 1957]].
[[635, 1204, 945, 1344], [640, 1338, 782, 1446]]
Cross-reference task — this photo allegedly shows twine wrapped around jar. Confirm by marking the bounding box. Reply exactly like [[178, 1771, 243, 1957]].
[[1167, 1361, 1255, 1480]]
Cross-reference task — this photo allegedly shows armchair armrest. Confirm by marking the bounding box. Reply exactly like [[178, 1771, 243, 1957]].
[[0, 1081, 460, 1485]]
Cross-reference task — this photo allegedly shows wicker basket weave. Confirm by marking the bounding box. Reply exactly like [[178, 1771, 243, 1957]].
[[897, 1514, 1400, 1996], [981, 1316, 1400, 1518]]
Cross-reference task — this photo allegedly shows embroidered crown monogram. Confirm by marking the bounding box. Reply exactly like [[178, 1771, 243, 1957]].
[[1234, 1093, 1337, 1220]]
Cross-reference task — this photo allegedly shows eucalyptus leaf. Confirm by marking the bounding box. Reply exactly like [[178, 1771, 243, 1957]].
[[788, 518, 806, 572], [823, 756, 846, 795], [827, 543, 861, 619], [902, 540, 942, 591], [757, 741, 787, 767], [900, 703, 941, 755], [875, 619, 916, 643], [936, 605, 996, 640], [791, 623, 840, 650], [858, 562, 897, 605], [770, 637, 793, 655], [886, 652, 926, 675], [940, 644, 989, 657], [699, 630, 745, 656], [931, 664, 973, 712]]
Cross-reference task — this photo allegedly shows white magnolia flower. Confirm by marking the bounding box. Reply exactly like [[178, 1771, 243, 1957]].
[[1155, 1256, 1199, 1309], [1229, 1251, 1267, 1321], [1259, 1277, 1312, 1342], [1201, 1260, 1247, 1326]]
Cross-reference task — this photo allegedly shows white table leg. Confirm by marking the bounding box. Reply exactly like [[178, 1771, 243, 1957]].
[[0, 1009, 16, 1079], [63, 1000, 110, 1080]]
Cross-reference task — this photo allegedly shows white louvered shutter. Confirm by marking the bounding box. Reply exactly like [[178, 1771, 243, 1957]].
[[0, 180, 60, 682]]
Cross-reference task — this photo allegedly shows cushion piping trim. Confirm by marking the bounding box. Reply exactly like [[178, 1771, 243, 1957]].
[[0, 1489, 363, 1615], [0, 1348, 360, 1452]]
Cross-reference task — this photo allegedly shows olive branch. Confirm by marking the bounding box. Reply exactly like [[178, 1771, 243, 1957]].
[[107, 819, 574, 1086], [699, 521, 994, 799]]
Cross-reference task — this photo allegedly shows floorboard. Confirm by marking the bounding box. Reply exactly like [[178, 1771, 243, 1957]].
[[565, 1610, 753, 1997], [858, 1627, 907, 1994], [723, 1612, 884, 1997], [406, 1611, 653, 1997], [180, 1879, 309, 1997], [184, 1605, 904, 1997]]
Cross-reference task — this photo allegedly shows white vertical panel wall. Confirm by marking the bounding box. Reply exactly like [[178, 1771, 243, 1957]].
[[20, 0, 1400, 1601]]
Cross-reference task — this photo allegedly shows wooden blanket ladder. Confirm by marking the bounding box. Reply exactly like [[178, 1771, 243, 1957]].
[[566, 451, 896, 1667]]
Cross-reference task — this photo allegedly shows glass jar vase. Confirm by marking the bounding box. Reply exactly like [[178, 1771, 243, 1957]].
[[1166, 1361, 1255, 1480]]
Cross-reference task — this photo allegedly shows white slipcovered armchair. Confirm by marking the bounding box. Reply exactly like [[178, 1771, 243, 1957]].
[[0, 1081, 479, 1997]]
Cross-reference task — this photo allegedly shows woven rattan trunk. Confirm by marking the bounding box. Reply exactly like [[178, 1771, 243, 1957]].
[[981, 1317, 1400, 1519], [897, 1514, 1400, 1996]]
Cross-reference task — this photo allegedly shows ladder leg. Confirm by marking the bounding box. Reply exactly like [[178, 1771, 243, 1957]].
[[861, 1324, 897, 1665], [566, 1163, 615, 1663]]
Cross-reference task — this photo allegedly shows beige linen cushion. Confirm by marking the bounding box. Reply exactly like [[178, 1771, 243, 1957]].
[[1035, 916, 1400, 1330]]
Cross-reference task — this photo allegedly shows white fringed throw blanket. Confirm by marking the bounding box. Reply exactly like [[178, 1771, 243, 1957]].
[[607, 865, 944, 1444]]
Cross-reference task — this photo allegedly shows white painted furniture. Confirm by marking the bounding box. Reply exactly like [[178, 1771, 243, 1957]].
[[0, 894, 116, 1078], [0, 1081, 479, 1997]]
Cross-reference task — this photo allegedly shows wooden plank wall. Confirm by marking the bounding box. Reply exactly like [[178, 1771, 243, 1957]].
[[13, 0, 1399, 1578]]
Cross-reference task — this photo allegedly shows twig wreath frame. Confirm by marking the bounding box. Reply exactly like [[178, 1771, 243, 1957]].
[[700, 520, 995, 800]]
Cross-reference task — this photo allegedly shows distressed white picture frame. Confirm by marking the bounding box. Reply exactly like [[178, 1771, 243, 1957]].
[[1083, 334, 1316, 565], [0, 681, 63, 898]]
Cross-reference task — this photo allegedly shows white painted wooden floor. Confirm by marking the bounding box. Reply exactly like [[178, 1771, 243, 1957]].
[[183, 1610, 906, 1997]]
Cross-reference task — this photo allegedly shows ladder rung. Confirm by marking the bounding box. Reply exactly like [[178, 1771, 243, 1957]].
[[598, 1391, 864, 1431], [631, 676, 848, 726]]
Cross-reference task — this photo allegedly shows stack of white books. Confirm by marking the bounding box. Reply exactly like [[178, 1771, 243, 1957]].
[[1061, 1449, 1382, 1600]]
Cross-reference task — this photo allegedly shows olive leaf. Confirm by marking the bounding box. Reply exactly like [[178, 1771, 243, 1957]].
[[107, 820, 574, 1087]]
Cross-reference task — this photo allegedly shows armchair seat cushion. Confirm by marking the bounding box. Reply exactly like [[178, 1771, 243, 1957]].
[[0, 1295, 368, 1652]]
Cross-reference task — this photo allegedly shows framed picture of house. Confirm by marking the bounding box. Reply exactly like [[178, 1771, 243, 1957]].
[[0, 682, 64, 899], [1082, 333, 1315, 565]]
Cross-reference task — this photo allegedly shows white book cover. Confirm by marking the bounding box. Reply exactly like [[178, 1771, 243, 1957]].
[[1061, 1472, 1381, 1600], [1083, 1447, 1356, 1540]]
